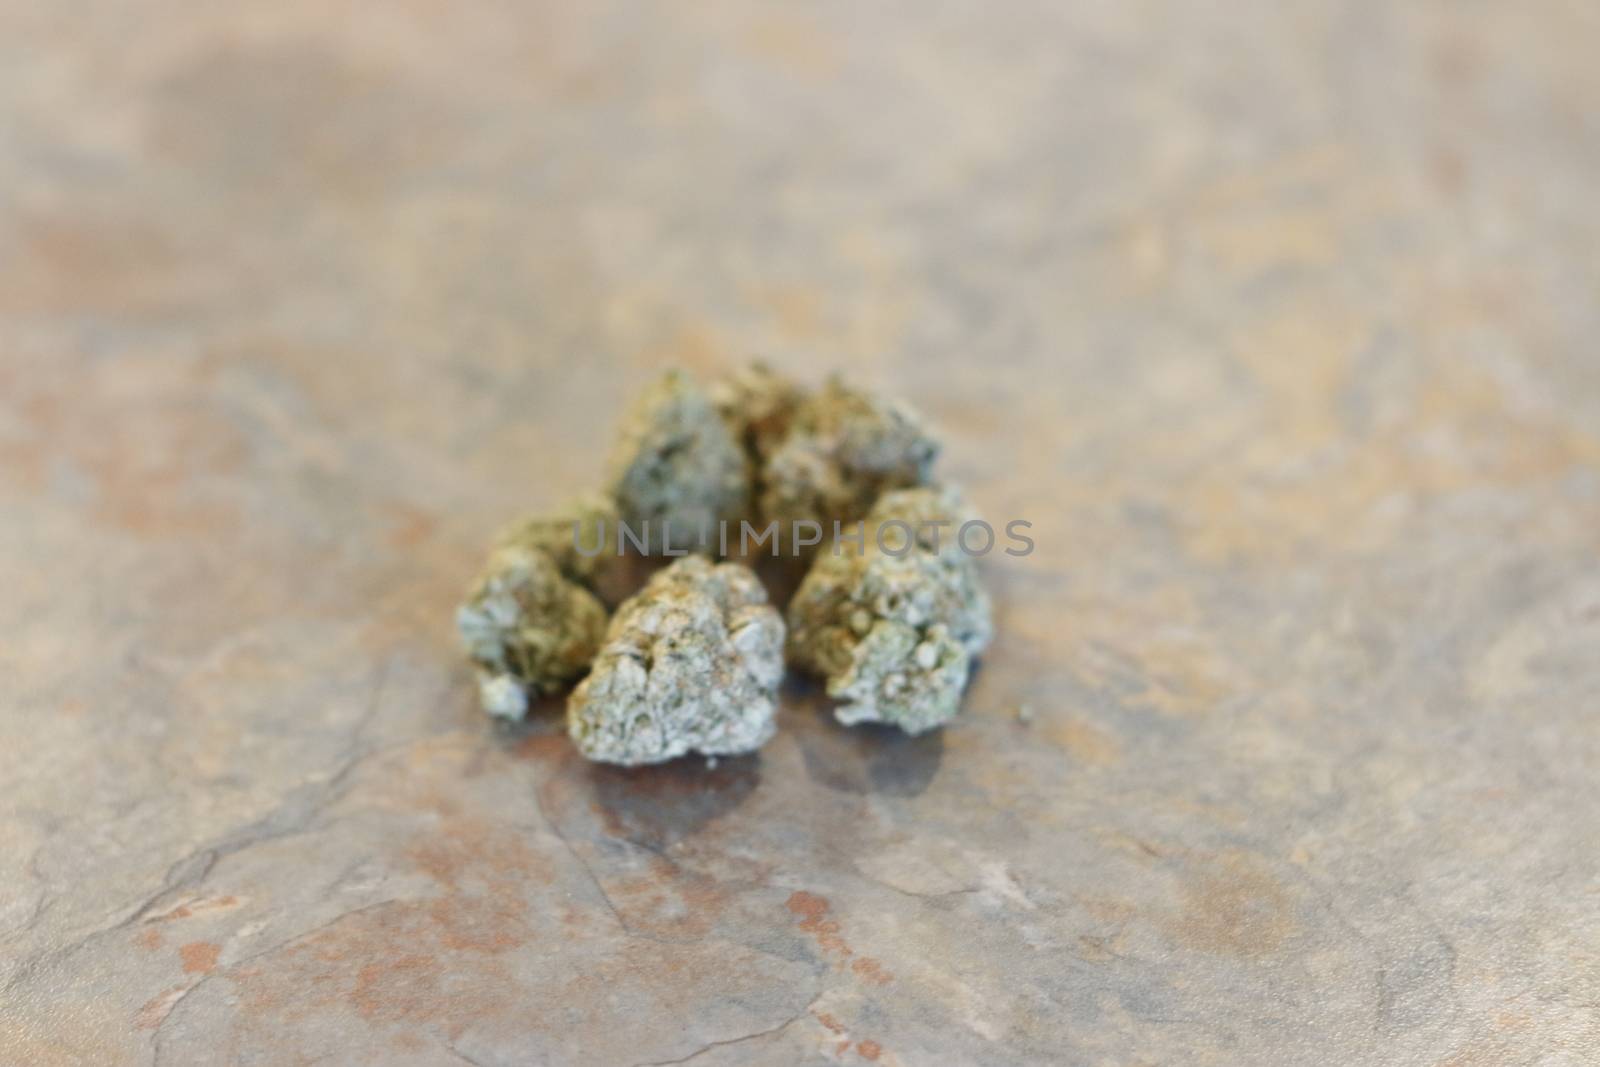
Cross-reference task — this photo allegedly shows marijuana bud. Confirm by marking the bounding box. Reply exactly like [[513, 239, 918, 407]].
[[456, 363, 996, 753], [491, 493, 621, 592], [760, 375, 939, 534], [457, 541, 609, 720], [786, 487, 992, 734], [605, 370, 750, 553], [710, 361, 806, 464], [568, 556, 784, 765]]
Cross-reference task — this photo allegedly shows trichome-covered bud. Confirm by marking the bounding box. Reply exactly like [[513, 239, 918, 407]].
[[568, 556, 784, 765], [457, 543, 609, 720], [492, 493, 621, 592], [605, 370, 750, 553], [710, 362, 807, 463], [760, 376, 939, 533], [786, 487, 991, 734], [866, 484, 984, 560]]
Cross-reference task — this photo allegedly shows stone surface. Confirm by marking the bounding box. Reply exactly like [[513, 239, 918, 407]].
[[2, 3, 1599, 1065]]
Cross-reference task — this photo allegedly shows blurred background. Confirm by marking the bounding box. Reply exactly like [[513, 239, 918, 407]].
[[3, 3, 1598, 1065]]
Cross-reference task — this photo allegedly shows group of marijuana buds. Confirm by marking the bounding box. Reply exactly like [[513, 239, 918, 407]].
[[457, 364, 993, 765]]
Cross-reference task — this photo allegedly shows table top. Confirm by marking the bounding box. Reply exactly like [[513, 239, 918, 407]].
[[4, 3, 1598, 1064]]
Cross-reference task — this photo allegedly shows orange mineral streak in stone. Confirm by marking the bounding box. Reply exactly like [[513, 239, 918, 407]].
[[850, 957, 893, 986], [786, 890, 852, 960], [151, 895, 242, 923], [134, 985, 194, 1031], [179, 941, 221, 974]]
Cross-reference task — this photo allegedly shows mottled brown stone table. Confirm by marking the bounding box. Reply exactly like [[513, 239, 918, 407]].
[[3, 3, 1599, 1065]]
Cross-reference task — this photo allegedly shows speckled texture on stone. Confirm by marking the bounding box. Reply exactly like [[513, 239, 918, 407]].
[[3, 3, 1600, 1066]]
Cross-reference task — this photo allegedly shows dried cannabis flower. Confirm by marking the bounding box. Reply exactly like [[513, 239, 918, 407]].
[[760, 376, 940, 533], [457, 542, 609, 720], [710, 362, 806, 464], [606, 370, 750, 552], [786, 487, 992, 734], [492, 493, 620, 593], [568, 556, 784, 765]]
